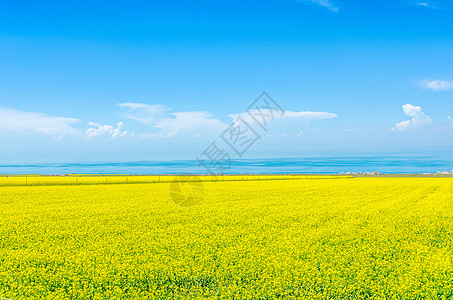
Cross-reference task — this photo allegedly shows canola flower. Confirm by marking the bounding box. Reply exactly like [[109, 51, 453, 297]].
[[0, 176, 452, 299]]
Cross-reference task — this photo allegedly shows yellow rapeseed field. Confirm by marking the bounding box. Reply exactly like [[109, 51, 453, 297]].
[[0, 176, 452, 299]]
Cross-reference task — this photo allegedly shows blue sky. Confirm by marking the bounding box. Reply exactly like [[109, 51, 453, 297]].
[[1, 0, 453, 163]]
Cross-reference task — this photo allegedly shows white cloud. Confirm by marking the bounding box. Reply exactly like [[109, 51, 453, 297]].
[[416, 2, 430, 7], [117, 103, 168, 125], [228, 109, 337, 136], [117, 102, 228, 137], [415, 2, 439, 8], [155, 111, 227, 136], [393, 104, 432, 131], [229, 109, 337, 123], [449, 116, 453, 125], [296, 0, 339, 12], [283, 110, 338, 120], [0, 107, 80, 136], [117, 102, 336, 138], [421, 80, 453, 91], [86, 121, 129, 139]]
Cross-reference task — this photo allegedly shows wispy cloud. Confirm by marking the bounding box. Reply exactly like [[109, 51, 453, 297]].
[[86, 122, 129, 139], [416, 2, 430, 7], [282, 110, 338, 120], [229, 110, 338, 123], [295, 0, 339, 12], [155, 111, 227, 136], [0, 107, 80, 137], [415, 2, 438, 9], [393, 104, 432, 131], [117, 103, 168, 125], [119, 102, 337, 138], [229, 109, 337, 136], [421, 79, 453, 91], [117, 102, 227, 137]]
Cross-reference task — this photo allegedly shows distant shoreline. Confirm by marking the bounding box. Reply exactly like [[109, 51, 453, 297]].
[[1, 174, 452, 188], [1, 173, 453, 177]]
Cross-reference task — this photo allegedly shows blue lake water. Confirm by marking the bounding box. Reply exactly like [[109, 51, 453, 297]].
[[1, 153, 453, 175]]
